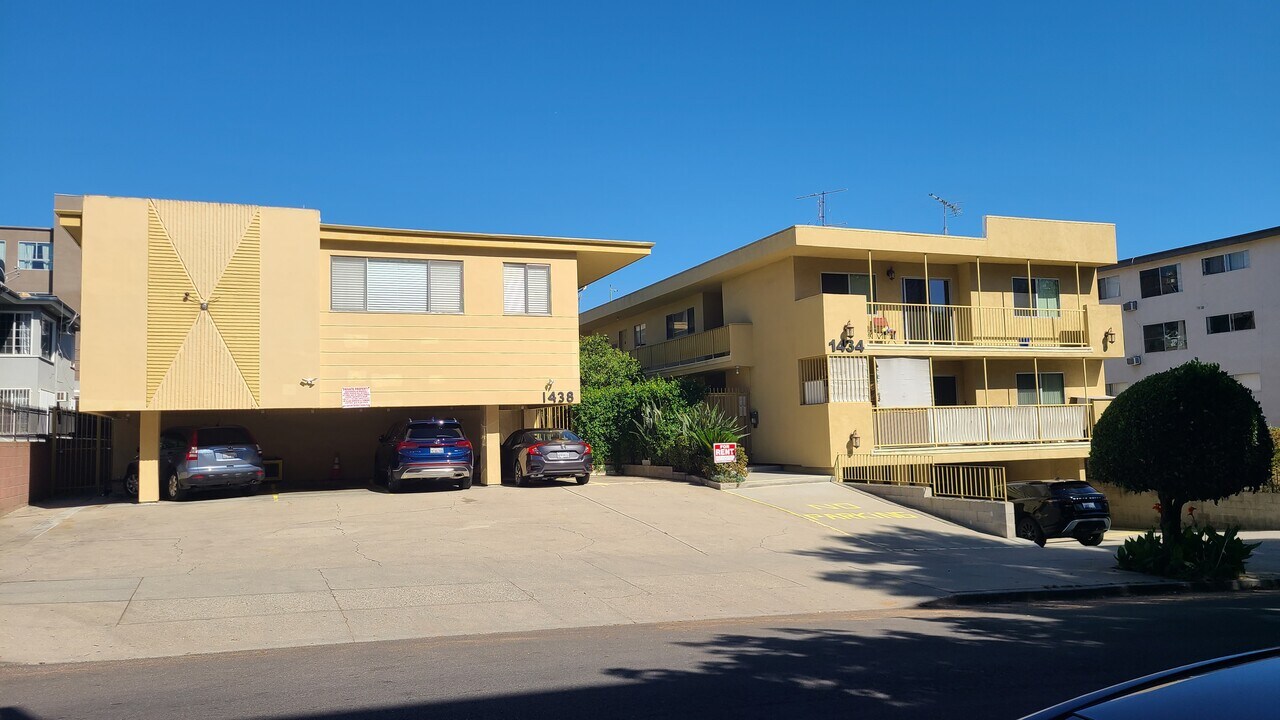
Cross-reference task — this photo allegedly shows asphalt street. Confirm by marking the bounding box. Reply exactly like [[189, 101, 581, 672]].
[[2, 591, 1278, 720]]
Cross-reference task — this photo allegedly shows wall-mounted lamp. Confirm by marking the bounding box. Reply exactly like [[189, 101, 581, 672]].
[[850, 430, 861, 449], [1104, 328, 1117, 344], [734, 365, 741, 375], [886, 267, 896, 280], [300, 377, 317, 387], [545, 379, 555, 391], [842, 320, 856, 339]]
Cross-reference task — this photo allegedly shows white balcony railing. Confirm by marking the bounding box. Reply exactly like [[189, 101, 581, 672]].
[[866, 302, 1088, 349], [873, 404, 1091, 449]]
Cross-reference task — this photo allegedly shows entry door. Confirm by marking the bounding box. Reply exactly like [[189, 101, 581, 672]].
[[902, 278, 952, 341], [932, 376, 958, 406]]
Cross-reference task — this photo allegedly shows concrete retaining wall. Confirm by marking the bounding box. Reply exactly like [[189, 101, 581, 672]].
[[1092, 481, 1280, 531], [851, 483, 1016, 539], [619, 464, 701, 483]]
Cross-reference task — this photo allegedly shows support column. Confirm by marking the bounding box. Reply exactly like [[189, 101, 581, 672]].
[[138, 410, 161, 503], [480, 404, 502, 486]]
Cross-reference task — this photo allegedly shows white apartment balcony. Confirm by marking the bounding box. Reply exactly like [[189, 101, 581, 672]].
[[872, 404, 1092, 450], [866, 302, 1089, 349], [631, 323, 754, 376]]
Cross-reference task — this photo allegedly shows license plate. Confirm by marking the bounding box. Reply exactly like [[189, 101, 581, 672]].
[[550, 451, 576, 460], [1079, 502, 1097, 510], [429, 447, 444, 454], [215, 452, 237, 461]]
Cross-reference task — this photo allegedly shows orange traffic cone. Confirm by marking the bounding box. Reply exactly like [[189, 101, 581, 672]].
[[330, 454, 342, 482]]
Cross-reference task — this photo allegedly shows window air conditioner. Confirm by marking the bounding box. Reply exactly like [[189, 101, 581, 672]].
[[1126, 355, 1143, 366], [1122, 301, 1138, 312]]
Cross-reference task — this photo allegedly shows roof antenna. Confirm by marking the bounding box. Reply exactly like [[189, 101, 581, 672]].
[[928, 193, 963, 235], [609, 285, 618, 301], [796, 188, 847, 227]]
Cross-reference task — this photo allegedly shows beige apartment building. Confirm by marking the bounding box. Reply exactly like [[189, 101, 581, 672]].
[[57, 195, 649, 501], [1099, 225, 1280, 423], [582, 217, 1124, 489]]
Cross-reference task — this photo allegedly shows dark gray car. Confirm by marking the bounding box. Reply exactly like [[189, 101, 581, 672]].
[[125, 425, 265, 501], [503, 428, 592, 486]]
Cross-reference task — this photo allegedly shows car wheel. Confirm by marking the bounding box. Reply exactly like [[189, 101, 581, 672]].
[[1079, 532, 1105, 547], [243, 484, 259, 496], [458, 474, 473, 490], [124, 471, 139, 498], [164, 473, 185, 501], [1017, 515, 1046, 547], [575, 474, 590, 485], [386, 470, 402, 493], [512, 459, 525, 487]]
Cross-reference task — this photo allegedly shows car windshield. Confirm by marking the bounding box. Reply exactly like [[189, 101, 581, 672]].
[[196, 427, 254, 447], [408, 425, 463, 440], [1051, 481, 1098, 496], [528, 430, 581, 443]]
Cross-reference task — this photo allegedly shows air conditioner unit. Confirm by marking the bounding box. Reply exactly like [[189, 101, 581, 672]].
[[1122, 300, 1138, 312], [1126, 355, 1143, 366]]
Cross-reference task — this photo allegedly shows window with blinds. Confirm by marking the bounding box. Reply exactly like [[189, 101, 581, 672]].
[[503, 263, 551, 315], [330, 256, 463, 313]]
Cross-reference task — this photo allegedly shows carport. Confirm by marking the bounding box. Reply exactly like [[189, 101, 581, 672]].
[[108, 405, 561, 491]]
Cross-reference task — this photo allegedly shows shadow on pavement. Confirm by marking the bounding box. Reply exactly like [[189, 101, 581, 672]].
[[8, 592, 1277, 720]]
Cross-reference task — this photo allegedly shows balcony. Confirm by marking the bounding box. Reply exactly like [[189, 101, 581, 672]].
[[632, 323, 753, 375], [865, 302, 1089, 349], [873, 404, 1091, 450]]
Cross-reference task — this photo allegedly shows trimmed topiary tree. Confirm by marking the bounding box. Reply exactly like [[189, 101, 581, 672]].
[[1090, 359, 1273, 545]]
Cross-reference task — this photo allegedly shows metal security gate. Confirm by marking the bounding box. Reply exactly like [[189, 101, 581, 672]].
[[50, 408, 114, 495], [704, 389, 751, 454]]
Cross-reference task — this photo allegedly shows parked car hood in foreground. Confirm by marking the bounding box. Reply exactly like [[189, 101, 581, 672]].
[[1021, 647, 1280, 719]]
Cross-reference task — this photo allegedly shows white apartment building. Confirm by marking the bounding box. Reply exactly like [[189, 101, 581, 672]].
[[1100, 225, 1280, 424]]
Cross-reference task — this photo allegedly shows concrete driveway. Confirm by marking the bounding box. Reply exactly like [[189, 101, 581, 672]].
[[0, 478, 1268, 664]]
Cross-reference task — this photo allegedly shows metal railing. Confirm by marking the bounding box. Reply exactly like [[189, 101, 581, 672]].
[[0, 402, 51, 438], [865, 302, 1089, 348], [835, 453, 1007, 501], [873, 404, 1091, 449], [632, 324, 732, 372]]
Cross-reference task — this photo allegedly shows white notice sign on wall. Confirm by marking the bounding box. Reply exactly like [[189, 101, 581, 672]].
[[341, 387, 372, 408]]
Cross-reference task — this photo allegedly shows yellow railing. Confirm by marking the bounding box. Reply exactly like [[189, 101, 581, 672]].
[[633, 325, 732, 372], [865, 302, 1088, 348], [873, 404, 1091, 449], [835, 453, 1007, 501]]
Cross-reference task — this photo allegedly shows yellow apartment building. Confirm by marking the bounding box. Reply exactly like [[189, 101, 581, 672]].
[[581, 216, 1124, 490], [56, 196, 650, 501]]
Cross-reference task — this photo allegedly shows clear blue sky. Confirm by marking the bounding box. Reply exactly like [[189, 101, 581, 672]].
[[2, 1, 1277, 309]]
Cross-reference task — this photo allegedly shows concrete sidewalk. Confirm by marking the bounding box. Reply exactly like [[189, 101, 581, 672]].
[[2, 478, 1276, 664]]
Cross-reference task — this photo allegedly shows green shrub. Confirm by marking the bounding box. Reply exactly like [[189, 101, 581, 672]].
[[1117, 526, 1260, 581], [673, 403, 749, 481], [572, 336, 702, 468]]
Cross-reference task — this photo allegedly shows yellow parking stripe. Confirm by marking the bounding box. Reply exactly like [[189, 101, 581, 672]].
[[725, 490, 852, 537]]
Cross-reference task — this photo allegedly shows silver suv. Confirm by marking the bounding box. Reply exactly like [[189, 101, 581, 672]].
[[125, 425, 265, 501]]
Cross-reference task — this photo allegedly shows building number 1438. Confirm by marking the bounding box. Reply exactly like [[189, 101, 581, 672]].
[[543, 391, 574, 404]]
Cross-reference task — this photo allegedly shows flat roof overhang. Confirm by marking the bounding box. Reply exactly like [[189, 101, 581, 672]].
[[319, 223, 652, 288]]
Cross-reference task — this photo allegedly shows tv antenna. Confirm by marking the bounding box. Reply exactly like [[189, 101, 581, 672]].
[[928, 193, 963, 235], [609, 285, 618, 301], [796, 188, 847, 227]]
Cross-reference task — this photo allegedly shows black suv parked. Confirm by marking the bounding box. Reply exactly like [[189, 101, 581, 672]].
[[1007, 480, 1110, 547]]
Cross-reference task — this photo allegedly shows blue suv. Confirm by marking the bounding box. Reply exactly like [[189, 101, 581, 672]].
[[374, 418, 474, 492]]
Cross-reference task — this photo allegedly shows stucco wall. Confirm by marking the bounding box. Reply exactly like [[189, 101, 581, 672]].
[[78, 197, 586, 412], [318, 243, 581, 409], [1092, 481, 1280, 531]]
